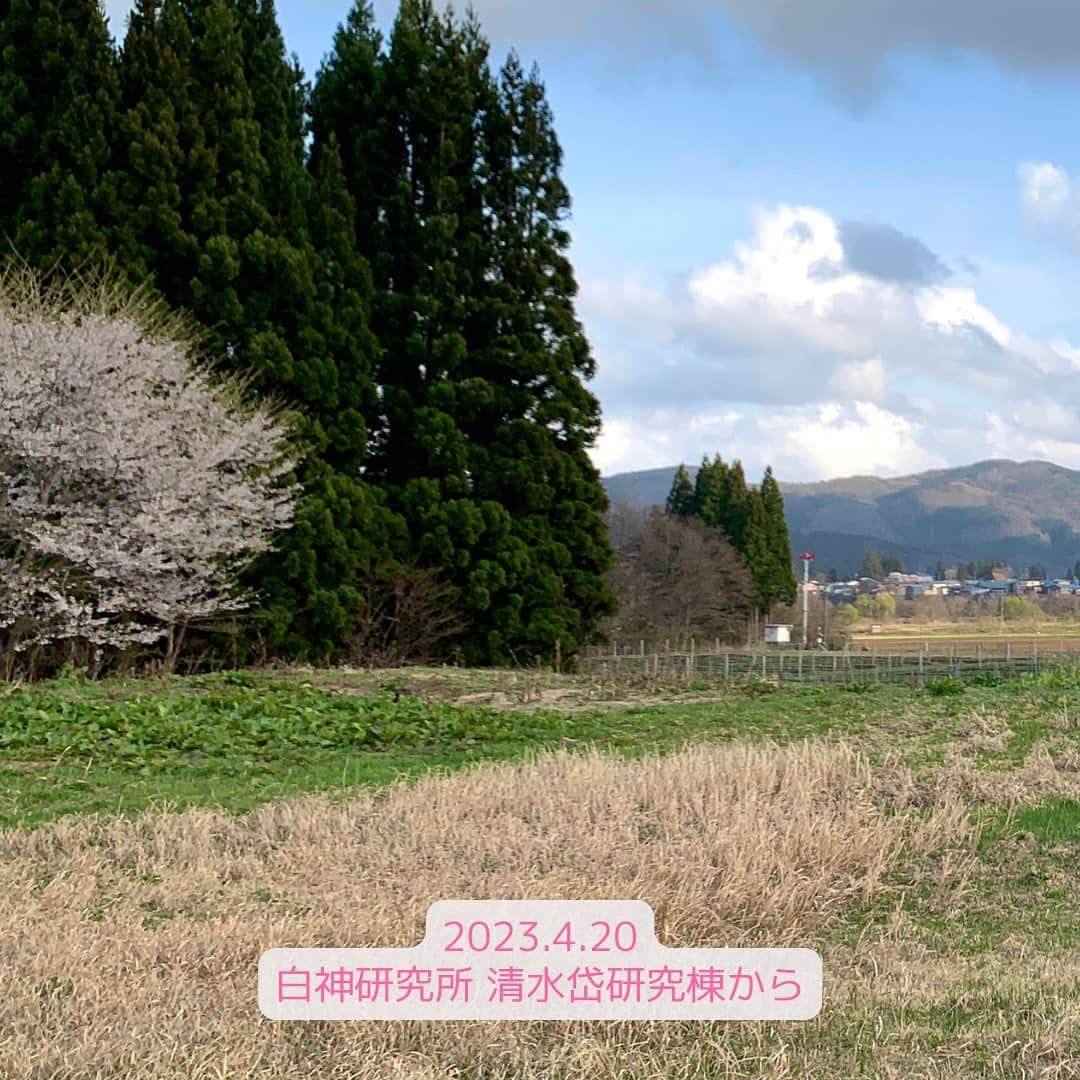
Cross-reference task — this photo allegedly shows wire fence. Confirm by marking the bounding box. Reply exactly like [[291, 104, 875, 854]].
[[577, 641, 1066, 686]]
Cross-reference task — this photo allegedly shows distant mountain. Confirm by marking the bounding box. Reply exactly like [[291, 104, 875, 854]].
[[602, 459, 1080, 577]]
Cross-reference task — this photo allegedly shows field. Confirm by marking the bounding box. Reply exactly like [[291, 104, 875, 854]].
[[851, 630, 1080, 656], [2, 666, 1078, 1078]]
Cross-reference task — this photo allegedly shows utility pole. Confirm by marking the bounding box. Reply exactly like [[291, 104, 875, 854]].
[[799, 552, 814, 648]]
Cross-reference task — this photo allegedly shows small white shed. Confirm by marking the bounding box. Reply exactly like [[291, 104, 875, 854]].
[[764, 624, 793, 645]]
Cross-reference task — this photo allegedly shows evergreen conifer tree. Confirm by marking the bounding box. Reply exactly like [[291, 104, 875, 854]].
[[464, 50, 614, 660], [115, 0, 401, 658], [0, 0, 124, 269], [692, 455, 729, 531], [666, 464, 695, 517], [742, 490, 773, 613], [724, 459, 750, 551], [312, 4, 614, 662], [760, 465, 797, 606]]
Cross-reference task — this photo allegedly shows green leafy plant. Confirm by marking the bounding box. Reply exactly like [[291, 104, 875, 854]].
[[925, 677, 966, 697]]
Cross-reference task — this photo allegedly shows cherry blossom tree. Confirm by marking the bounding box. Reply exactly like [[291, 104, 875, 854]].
[[0, 262, 299, 674]]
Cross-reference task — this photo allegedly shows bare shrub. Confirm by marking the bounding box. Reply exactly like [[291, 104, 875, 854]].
[[347, 564, 466, 666], [605, 504, 752, 645]]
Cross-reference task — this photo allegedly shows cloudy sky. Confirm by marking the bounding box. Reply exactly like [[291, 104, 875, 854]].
[[103, 0, 1080, 482]]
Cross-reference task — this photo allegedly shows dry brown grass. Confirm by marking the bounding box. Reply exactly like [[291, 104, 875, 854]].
[[0, 739, 984, 1079], [872, 741, 1080, 814]]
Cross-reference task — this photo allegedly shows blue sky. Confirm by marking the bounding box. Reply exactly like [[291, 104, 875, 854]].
[[103, 0, 1080, 482]]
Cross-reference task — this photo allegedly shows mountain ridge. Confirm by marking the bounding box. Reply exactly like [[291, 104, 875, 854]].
[[601, 459, 1080, 576]]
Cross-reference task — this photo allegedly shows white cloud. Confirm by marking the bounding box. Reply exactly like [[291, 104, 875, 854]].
[[587, 203, 1080, 479], [760, 402, 940, 480], [828, 358, 887, 401], [591, 416, 681, 476], [916, 286, 1012, 347], [592, 398, 947, 483], [1019, 162, 1072, 221], [1018, 160, 1080, 251], [985, 413, 1080, 470]]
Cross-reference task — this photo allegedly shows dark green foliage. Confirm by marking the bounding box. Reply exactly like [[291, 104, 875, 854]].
[[0, 0, 124, 268], [760, 466, 797, 606], [360, 1, 525, 662], [859, 552, 903, 578], [465, 51, 615, 661], [110, 0, 191, 285], [310, 5, 613, 664], [971, 560, 990, 580], [724, 460, 750, 550], [666, 464, 695, 517], [689, 454, 751, 552], [0, 683, 534, 763], [113, 0, 401, 660], [5, 0, 614, 667], [669, 454, 795, 615], [308, 2, 385, 260], [741, 490, 772, 611], [925, 677, 966, 697], [692, 455, 729, 531]]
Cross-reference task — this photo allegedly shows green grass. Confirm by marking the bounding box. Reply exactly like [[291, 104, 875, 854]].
[[1, 672, 1077, 832], [1012, 795, 1080, 845], [891, 797, 1080, 956], [0, 679, 875, 829], [0, 677, 896, 829]]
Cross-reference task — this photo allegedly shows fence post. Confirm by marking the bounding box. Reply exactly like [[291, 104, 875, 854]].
[[725, 653, 730, 680]]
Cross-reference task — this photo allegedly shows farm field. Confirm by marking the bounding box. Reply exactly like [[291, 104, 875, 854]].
[[1, 667, 1078, 1078], [851, 630, 1080, 656]]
